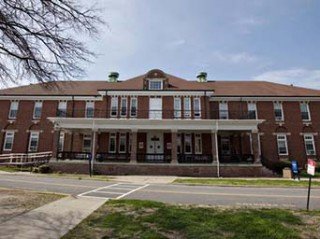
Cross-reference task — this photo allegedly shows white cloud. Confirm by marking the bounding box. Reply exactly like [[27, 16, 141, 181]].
[[211, 51, 258, 64], [253, 68, 320, 89]]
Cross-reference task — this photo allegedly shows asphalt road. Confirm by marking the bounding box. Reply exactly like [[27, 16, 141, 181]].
[[0, 174, 319, 210]]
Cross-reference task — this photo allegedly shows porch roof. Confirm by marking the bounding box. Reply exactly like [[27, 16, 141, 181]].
[[48, 118, 264, 132]]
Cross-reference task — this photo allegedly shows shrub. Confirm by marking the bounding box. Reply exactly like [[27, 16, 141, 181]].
[[32, 167, 39, 173], [38, 165, 52, 174], [269, 160, 292, 174]]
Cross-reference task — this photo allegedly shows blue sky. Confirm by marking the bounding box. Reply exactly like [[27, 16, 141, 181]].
[[81, 0, 320, 88]]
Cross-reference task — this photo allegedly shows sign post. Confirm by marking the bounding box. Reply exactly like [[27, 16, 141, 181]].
[[306, 159, 316, 211]]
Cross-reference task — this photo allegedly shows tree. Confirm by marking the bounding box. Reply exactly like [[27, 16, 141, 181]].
[[0, 0, 103, 85]]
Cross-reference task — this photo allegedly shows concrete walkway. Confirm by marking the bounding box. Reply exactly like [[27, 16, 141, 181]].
[[109, 175, 177, 184], [0, 196, 106, 239]]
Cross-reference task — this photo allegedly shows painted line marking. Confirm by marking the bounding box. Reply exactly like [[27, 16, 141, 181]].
[[139, 189, 320, 199], [78, 183, 120, 197], [91, 191, 124, 195], [116, 184, 150, 199]]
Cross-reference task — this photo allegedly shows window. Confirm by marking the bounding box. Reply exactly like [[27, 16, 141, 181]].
[[219, 102, 228, 119], [119, 133, 126, 153], [28, 132, 39, 152], [149, 80, 163, 90], [57, 101, 67, 117], [277, 134, 288, 155], [304, 134, 316, 155], [184, 97, 191, 118], [221, 137, 231, 155], [247, 102, 257, 119], [58, 132, 65, 151], [174, 97, 181, 119], [109, 133, 116, 153], [184, 133, 192, 154], [193, 98, 201, 118], [300, 102, 310, 121], [3, 131, 14, 151], [83, 134, 92, 152], [177, 133, 182, 154], [33, 102, 42, 119], [120, 98, 127, 117], [194, 133, 202, 154], [86, 101, 94, 118], [110, 97, 118, 117], [8, 101, 19, 119], [274, 102, 284, 121], [130, 97, 137, 117]]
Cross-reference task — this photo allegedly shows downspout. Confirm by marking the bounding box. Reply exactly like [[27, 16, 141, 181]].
[[216, 120, 220, 178]]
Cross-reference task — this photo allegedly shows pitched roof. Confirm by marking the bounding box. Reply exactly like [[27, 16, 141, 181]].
[[0, 70, 319, 97]]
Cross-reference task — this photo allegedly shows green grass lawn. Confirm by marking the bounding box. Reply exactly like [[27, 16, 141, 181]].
[[174, 178, 320, 187], [63, 200, 320, 239]]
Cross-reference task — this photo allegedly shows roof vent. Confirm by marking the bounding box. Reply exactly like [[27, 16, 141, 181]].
[[197, 72, 207, 82], [108, 72, 119, 82]]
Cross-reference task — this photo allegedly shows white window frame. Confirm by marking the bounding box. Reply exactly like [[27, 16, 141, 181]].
[[83, 134, 92, 152], [110, 97, 118, 117], [174, 97, 181, 119], [120, 97, 128, 117], [58, 132, 65, 152], [58, 101, 67, 117], [85, 101, 95, 118], [148, 79, 163, 90], [130, 97, 138, 118], [109, 133, 117, 153], [8, 101, 19, 119], [219, 102, 229, 119], [274, 102, 284, 121], [33, 101, 42, 119], [300, 102, 311, 121], [118, 133, 127, 153], [194, 133, 202, 154], [276, 134, 288, 156], [183, 97, 191, 118], [193, 97, 201, 118], [28, 131, 40, 152], [184, 133, 192, 154], [247, 102, 257, 119], [3, 131, 15, 151], [304, 134, 316, 156]]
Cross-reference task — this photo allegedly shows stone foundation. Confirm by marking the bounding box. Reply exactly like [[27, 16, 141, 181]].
[[48, 161, 275, 177]]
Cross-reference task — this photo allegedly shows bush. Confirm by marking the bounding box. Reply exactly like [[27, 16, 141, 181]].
[[38, 165, 52, 174], [32, 167, 39, 173], [269, 160, 292, 175]]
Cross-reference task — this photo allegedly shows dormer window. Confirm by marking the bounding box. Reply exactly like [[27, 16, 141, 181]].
[[149, 79, 163, 90]]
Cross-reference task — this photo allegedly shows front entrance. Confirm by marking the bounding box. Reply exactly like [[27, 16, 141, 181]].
[[146, 132, 164, 161]]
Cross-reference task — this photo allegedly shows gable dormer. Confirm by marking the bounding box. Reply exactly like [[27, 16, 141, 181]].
[[144, 69, 169, 90]]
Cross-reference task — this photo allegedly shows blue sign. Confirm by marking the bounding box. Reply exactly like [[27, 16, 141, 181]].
[[291, 160, 299, 174]]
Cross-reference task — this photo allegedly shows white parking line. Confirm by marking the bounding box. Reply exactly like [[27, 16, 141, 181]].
[[77, 183, 120, 197], [116, 184, 149, 199]]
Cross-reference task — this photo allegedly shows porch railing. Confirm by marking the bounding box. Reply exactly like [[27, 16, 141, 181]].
[[96, 153, 130, 162], [178, 154, 213, 164], [137, 154, 172, 163], [219, 154, 254, 164], [0, 151, 52, 166]]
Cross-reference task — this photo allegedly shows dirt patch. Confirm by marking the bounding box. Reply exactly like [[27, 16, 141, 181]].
[[0, 188, 64, 224]]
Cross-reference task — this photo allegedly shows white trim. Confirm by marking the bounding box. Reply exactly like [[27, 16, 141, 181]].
[[106, 91, 213, 97], [28, 131, 40, 152], [110, 97, 118, 118], [120, 97, 128, 117], [273, 102, 284, 121], [109, 133, 117, 153], [211, 96, 320, 102], [303, 134, 316, 156], [148, 79, 163, 90], [276, 134, 288, 156], [85, 101, 95, 118], [118, 133, 127, 153], [193, 97, 201, 118], [194, 133, 202, 154], [3, 130, 15, 151], [8, 101, 19, 120], [33, 101, 42, 119], [0, 95, 103, 101], [130, 97, 138, 118], [184, 133, 192, 154], [300, 102, 311, 121]]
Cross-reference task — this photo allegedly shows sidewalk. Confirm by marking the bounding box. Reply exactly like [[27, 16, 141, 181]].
[[109, 175, 178, 184], [0, 196, 106, 239]]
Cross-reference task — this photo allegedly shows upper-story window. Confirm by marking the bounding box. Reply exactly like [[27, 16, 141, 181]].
[[184, 97, 191, 118], [247, 102, 257, 119], [219, 102, 228, 119], [3, 131, 15, 151], [110, 97, 118, 117], [130, 97, 138, 117], [120, 97, 127, 117], [57, 101, 67, 117], [149, 80, 163, 90], [28, 131, 39, 152], [33, 101, 42, 119], [8, 101, 19, 119], [86, 101, 94, 118], [274, 102, 284, 121], [277, 134, 288, 155], [304, 134, 316, 155], [174, 97, 181, 119], [194, 98, 201, 118], [300, 102, 311, 121]]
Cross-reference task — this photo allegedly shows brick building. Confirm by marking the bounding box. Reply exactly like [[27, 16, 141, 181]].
[[0, 69, 319, 176]]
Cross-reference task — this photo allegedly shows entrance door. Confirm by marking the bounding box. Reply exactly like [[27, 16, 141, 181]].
[[149, 98, 162, 119], [147, 132, 164, 161], [221, 137, 231, 156]]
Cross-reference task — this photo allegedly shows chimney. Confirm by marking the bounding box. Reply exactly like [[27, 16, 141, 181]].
[[108, 72, 119, 82], [197, 72, 207, 82]]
